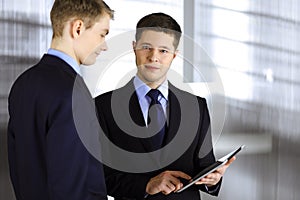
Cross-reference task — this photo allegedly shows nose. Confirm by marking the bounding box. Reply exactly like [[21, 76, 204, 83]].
[[100, 41, 108, 51], [148, 49, 159, 62]]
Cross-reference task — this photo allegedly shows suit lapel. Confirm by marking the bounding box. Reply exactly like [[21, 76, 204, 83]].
[[129, 91, 156, 152], [125, 79, 156, 152], [128, 88, 146, 127], [164, 84, 181, 146]]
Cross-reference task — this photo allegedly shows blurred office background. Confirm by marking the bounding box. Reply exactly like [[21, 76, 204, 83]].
[[1, 0, 299, 199]]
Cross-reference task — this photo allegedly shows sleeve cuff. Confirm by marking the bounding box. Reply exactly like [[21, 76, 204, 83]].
[[205, 184, 220, 194], [144, 193, 149, 199], [203, 177, 222, 196]]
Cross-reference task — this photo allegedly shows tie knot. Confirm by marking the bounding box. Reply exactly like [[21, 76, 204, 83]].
[[147, 89, 160, 102]]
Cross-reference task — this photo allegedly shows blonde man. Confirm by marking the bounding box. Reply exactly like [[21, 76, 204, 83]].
[[8, 1, 114, 199]]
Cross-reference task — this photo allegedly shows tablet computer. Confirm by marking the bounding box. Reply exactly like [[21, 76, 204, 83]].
[[176, 145, 245, 193]]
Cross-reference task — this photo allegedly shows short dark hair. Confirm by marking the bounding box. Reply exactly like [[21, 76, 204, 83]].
[[135, 12, 182, 49]]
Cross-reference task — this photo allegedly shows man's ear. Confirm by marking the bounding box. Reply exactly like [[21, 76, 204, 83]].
[[173, 50, 179, 59], [132, 41, 136, 49], [71, 20, 84, 38], [132, 41, 137, 53]]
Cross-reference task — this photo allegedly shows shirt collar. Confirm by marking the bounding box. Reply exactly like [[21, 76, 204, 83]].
[[47, 48, 82, 76], [133, 75, 169, 101]]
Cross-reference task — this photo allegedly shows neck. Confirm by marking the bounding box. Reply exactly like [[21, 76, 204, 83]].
[[50, 37, 79, 65], [146, 82, 162, 89], [136, 75, 166, 89]]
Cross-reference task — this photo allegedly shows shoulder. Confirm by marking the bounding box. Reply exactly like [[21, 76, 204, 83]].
[[14, 55, 75, 83], [10, 55, 77, 100], [95, 80, 134, 104], [168, 82, 207, 105], [95, 90, 113, 105]]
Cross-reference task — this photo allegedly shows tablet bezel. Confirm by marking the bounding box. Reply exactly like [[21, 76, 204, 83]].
[[176, 145, 245, 193]]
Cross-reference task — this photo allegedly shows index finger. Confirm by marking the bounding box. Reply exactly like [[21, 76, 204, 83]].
[[169, 171, 191, 180]]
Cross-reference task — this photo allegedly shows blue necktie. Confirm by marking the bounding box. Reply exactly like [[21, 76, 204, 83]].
[[147, 89, 166, 150]]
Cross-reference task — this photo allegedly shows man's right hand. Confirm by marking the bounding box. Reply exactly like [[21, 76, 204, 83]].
[[145, 171, 191, 195]]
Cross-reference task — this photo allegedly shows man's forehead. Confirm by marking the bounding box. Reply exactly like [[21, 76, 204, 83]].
[[138, 30, 175, 48], [92, 14, 111, 29]]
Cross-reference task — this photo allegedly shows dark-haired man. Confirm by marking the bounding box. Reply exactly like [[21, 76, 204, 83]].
[[96, 12, 234, 199]]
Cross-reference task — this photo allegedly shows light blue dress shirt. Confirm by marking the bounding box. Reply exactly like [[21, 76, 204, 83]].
[[133, 76, 168, 125], [47, 48, 82, 76]]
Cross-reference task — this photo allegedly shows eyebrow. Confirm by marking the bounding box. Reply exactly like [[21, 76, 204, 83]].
[[139, 42, 171, 50]]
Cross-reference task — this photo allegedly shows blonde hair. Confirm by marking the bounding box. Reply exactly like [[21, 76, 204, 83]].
[[50, 0, 114, 38]]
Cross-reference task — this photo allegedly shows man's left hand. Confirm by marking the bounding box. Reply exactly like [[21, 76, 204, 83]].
[[195, 156, 236, 186]]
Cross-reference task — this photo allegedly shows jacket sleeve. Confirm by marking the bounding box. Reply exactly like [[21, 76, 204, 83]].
[[46, 93, 107, 200], [193, 97, 222, 196]]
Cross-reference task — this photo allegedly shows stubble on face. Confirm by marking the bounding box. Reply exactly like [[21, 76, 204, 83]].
[[134, 30, 177, 88]]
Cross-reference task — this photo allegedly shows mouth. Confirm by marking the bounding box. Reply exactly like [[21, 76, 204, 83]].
[[145, 64, 160, 70], [95, 52, 101, 56]]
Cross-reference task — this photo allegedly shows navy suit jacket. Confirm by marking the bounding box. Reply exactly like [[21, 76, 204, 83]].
[[95, 79, 221, 200], [7, 55, 107, 200]]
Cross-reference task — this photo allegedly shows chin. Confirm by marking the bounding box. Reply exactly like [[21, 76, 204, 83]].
[[144, 77, 160, 84], [82, 57, 97, 66]]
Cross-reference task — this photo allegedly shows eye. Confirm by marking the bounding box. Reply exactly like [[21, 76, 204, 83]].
[[159, 49, 169, 54]]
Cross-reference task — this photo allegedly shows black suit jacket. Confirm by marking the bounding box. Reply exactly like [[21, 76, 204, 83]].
[[7, 55, 107, 200], [95, 79, 221, 200]]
